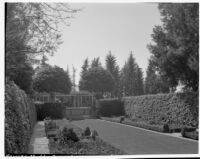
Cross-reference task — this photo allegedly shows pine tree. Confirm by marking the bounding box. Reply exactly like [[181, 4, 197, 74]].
[[135, 66, 144, 95], [91, 57, 101, 68], [145, 58, 169, 94], [105, 51, 120, 97]]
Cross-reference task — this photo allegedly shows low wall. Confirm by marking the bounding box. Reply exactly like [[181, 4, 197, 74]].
[[122, 92, 198, 127], [65, 107, 91, 120]]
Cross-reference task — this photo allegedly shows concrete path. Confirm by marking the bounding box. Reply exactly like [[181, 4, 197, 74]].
[[28, 121, 50, 154], [72, 119, 198, 155]]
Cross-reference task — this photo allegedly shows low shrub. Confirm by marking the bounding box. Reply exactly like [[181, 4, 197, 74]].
[[84, 127, 91, 136], [181, 126, 196, 137], [35, 103, 66, 120], [61, 127, 79, 143], [183, 131, 198, 140], [119, 116, 125, 123], [91, 130, 98, 140], [163, 124, 170, 133], [98, 99, 124, 117]]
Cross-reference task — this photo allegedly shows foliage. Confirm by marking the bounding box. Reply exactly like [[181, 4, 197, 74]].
[[163, 124, 170, 133], [33, 65, 72, 93], [91, 57, 102, 68], [148, 3, 199, 91], [105, 51, 120, 97], [61, 127, 79, 143], [5, 79, 36, 154], [181, 127, 198, 140], [6, 3, 78, 94], [79, 67, 114, 98], [145, 58, 170, 94], [123, 92, 198, 128], [119, 116, 125, 123], [98, 99, 124, 117], [101, 117, 164, 133], [35, 103, 66, 120], [84, 127, 91, 136], [120, 52, 144, 96]]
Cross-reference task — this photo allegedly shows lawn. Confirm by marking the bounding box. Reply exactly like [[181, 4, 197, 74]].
[[48, 119, 125, 155]]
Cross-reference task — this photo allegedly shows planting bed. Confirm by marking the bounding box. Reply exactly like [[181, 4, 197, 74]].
[[101, 116, 198, 139], [46, 119, 125, 155]]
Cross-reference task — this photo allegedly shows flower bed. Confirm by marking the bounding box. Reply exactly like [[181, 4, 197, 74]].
[[48, 119, 125, 155]]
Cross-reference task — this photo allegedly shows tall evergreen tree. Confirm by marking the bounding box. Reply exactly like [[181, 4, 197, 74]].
[[121, 52, 137, 96], [145, 58, 170, 94], [80, 58, 89, 77], [91, 57, 101, 68], [120, 52, 145, 96], [148, 3, 199, 91], [79, 58, 89, 90], [105, 51, 120, 97], [135, 66, 144, 95]]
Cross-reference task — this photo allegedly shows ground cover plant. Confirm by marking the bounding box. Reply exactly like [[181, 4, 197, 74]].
[[48, 119, 125, 155]]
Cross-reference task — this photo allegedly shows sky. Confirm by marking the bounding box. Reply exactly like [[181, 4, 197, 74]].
[[47, 3, 163, 85]]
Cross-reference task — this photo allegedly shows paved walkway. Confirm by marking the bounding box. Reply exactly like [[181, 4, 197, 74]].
[[72, 119, 198, 154], [28, 121, 50, 154]]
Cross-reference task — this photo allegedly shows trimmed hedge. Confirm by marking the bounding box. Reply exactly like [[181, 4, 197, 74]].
[[98, 99, 124, 117], [123, 92, 198, 128], [5, 80, 36, 154], [35, 103, 66, 120]]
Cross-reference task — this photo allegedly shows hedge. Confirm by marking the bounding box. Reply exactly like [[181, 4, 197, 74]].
[[35, 103, 66, 120], [98, 98, 124, 117], [5, 80, 37, 154], [123, 92, 198, 128]]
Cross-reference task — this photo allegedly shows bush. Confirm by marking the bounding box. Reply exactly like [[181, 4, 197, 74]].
[[98, 99, 124, 117], [181, 126, 196, 136], [35, 103, 66, 120], [61, 127, 79, 143], [119, 116, 125, 123], [163, 124, 170, 133], [84, 127, 91, 136], [123, 92, 198, 128], [5, 80, 36, 154]]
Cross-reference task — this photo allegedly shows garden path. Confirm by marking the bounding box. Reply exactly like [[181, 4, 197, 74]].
[[72, 119, 198, 154], [28, 121, 50, 154]]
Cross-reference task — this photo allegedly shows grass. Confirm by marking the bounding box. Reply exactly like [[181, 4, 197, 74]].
[[48, 119, 125, 155]]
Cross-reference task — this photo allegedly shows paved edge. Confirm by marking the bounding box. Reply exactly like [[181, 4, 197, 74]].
[[98, 119, 198, 143]]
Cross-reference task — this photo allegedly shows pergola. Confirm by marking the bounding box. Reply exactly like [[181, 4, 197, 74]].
[[35, 91, 95, 108]]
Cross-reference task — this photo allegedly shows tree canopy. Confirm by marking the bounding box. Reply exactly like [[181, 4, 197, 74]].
[[148, 3, 199, 91], [105, 51, 120, 97], [6, 3, 78, 94], [120, 52, 144, 96], [33, 65, 72, 94], [79, 67, 114, 98]]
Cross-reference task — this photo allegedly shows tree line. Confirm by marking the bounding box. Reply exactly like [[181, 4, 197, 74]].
[[6, 3, 198, 98]]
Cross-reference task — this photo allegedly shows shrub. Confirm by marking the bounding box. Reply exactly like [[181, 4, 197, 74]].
[[99, 99, 124, 117], [123, 92, 198, 128], [61, 127, 79, 143], [181, 126, 196, 137], [35, 103, 66, 120], [163, 124, 170, 133], [183, 131, 198, 140], [91, 130, 98, 140], [5, 80, 36, 154], [84, 127, 91, 136], [119, 116, 125, 123]]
